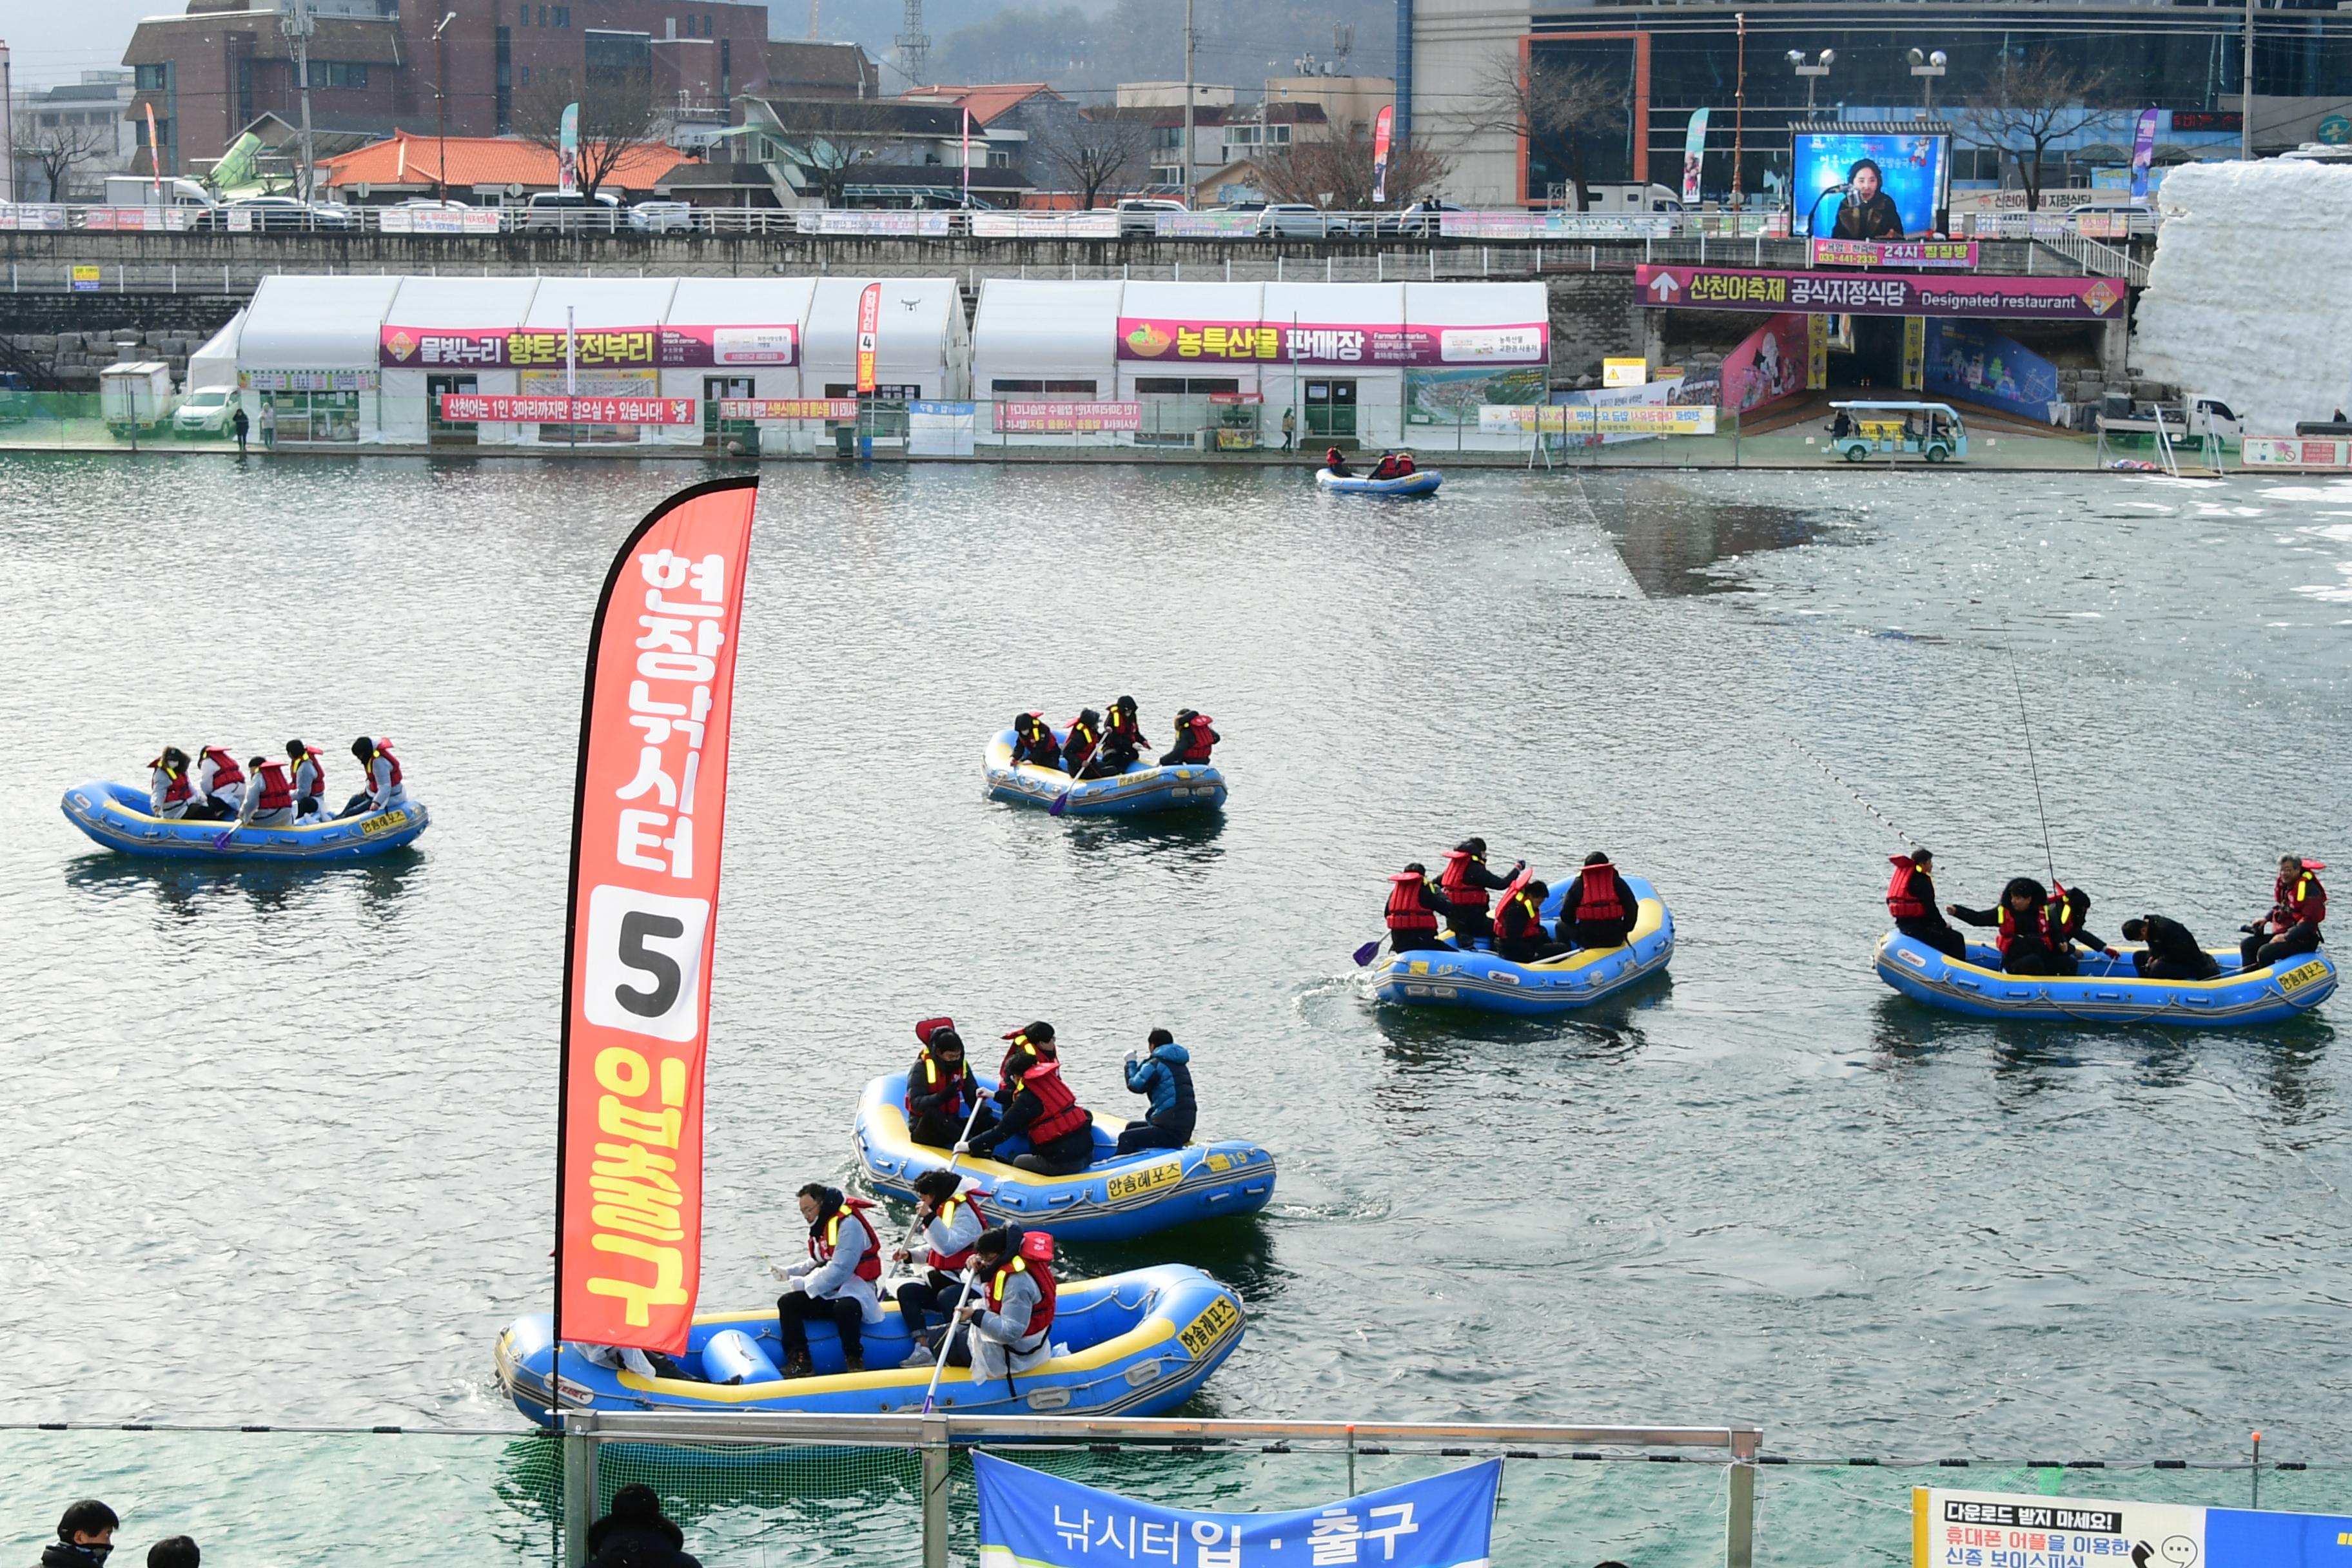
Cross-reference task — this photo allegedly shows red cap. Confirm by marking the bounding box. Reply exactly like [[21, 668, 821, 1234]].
[[914, 1016, 956, 1045], [1018, 1229, 1055, 1262]]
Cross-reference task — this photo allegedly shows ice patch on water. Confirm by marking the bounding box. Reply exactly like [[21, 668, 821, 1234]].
[[2293, 564, 2352, 603], [2300, 523, 2352, 542], [2259, 484, 2352, 503]]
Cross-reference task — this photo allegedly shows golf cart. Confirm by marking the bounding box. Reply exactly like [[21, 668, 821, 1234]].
[[1827, 400, 1968, 464]]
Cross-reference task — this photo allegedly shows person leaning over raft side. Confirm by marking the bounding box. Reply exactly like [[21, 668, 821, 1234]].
[[46, 1500, 118, 1568], [771, 1183, 885, 1375], [2120, 916, 2222, 981], [1322, 446, 1353, 478], [891, 1168, 990, 1364], [1062, 708, 1112, 778], [2042, 885, 2119, 975], [191, 745, 246, 821], [237, 754, 297, 828], [341, 736, 408, 818], [1556, 852, 1640, 950], [1099, 696, 1150, 772], [1116, 1029, 1197, 1155], [1160, 709, 1219, 767], [586, 1484, 702, 1568], [148, 747, 195, 820], [2242, 854, 2327, 971], [905, 1017, 994, 1148], [1438, 838, 1525, 945], [1496, 879, 1572, 963], [966, 1050, 1096, 1176], [286, 738, 327, 820], [1009, 711, 1060, 769], [1885, 848, 1966, 959], [938, 1227, 1058, 1384], [1948, 876, 2063, 975]]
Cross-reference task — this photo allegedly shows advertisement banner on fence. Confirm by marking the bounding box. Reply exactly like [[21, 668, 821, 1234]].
[[973, 211, 1121, 239], [1440, 211, 1674, 240], [909, 400, 975, 456], [1119, 317, 1546, 366], [0, 204, 70, 231], [553, 477, 758, 1357], [973, 1451, 1500, 1568], [2243, 437, 2352, 469], [381, 325, 796, 369], [1156, 211, 1264, 237], [795, 210, 953, 237], [436, 394, 700, 424], [997, 400, 1144, 432], [1912, 1487, 2352, 1568], [717, 398, 859, 421], [1635, 265, 2126, 320], [1808, 238, 1978, 268], [1480, 402, 1717, 436], [380, 206, 505, 233], [83, 208, 191, 231]]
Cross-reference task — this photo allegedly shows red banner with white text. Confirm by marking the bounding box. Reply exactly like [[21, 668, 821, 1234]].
[[556, 477, 758, 1355], [438, 394, 700, 426]]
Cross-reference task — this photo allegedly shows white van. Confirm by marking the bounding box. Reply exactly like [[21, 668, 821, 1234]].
[[104, 174, 222, 214], [1582, 182, 1683, 214]]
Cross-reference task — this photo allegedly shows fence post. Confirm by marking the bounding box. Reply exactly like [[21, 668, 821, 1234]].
[[1725, 1429, 1758, 1568], [921, 1416, 952, 1568], [562, 1413, 598, 1568]]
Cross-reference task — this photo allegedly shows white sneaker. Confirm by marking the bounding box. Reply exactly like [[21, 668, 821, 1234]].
[[901, 1344, 936, 1369]]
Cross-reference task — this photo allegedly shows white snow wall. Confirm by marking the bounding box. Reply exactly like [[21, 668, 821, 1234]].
[[2137, 161, 2352, 430]]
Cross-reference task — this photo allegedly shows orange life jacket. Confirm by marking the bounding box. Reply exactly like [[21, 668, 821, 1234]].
[[1018, 1059, 1090, 1146], [1438, 849, 1489, 914], [1576, 863, 1627, 924], [1385, 872, 1437, 933], [252, 761, 294, 814], [808, 1197, 882, 1282]]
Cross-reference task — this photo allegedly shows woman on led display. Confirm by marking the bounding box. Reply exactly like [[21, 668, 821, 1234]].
[[1831, 158, 1908, 240]]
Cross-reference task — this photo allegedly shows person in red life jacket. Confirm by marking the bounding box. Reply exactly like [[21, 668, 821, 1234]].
[[1438, 838, 1525, 945], [771, 1182, 885, 1375], [2041, 885, 2119, 975], [342, 736, 409, 818], [1159, 709, 1219, 767], [1099, 696, 1150, 772], [2121, 915, 2222, 981], [286, 738, 328, 820], [1393, 451, 1418, 475], [1322, 446, 1353, 477], [1367, 451, 1403, 480], [148, 747, 195, 820], [1494, 879, 1571, 963], [1556, 852, 1640, 950], [966, 1053, 1097, 1175], [1885, 848, 1965, 959], [994, 1021, 1056, 1095], [1384, 861, 1478, 954], [191, 745, 246, 821], [237, 754, 297, 828], [905, 1019, 994, 1148], [890, 1169, 990, 1364], [2242, 854, 2328, 971], [1062, 709, 1113, 778], [1947, 876, 2063, 975], [941, 1226, 1058, 1384], [1009, 712, 1059, 769]]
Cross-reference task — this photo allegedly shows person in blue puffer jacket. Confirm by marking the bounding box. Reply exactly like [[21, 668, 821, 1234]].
[[1116, 1029, 1197, 1155]]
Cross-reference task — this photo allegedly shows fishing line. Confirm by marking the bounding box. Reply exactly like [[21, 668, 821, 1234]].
[[1783, 732, 1918, 848], [2004, 643, 2060, 888]]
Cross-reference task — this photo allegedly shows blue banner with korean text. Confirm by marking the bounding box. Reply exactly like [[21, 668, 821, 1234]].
[[972, 1451, 1500, 1568]]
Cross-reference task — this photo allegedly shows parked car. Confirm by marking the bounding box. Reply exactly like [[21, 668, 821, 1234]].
[[1114, 197, 1188, 235], [173, 386, 240, 436], [395, 197, 474, 211], [228, 196, 352, 231], [1260, 202, 1350, 239], [524, 191, 623, 231], [629, 200, 697, 234], [1369, 200, 1466, 237]]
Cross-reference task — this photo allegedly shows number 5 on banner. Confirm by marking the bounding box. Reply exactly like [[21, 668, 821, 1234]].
[[582, 885, 710, 1043]]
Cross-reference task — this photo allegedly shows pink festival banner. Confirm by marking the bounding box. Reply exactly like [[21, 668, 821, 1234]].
[[1634, 266, 2126, 320], [382, 324, 798, 370], [1117, 317, 1547, 366], [1808, 238, 1979, 269], [437, 393, 701, 425], [997, 400, 1144, 432]]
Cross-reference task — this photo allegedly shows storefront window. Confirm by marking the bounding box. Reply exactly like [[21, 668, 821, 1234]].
[[262, 389, 360, 444]]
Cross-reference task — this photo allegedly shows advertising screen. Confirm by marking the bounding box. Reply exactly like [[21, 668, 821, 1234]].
[[1793, 131, 1950, 239]]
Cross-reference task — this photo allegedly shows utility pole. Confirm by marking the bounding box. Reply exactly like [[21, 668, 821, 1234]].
[[1182, 0, 1195, 202], [896, 0, 928, 86], [1732, 12, 1745, 206], [2241, 0, 2256, 159], [282, 0, 317, 201], [1, 43, 14, 206], [434, 11, 456, 201]]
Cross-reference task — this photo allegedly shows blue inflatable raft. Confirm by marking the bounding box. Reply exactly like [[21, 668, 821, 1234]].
[[983, 729, 1227, 818], [1876, 931, 2338, 1026], [60, 779, 429, 862], [1371, 875, 1675, 1016], [493, 1263, 1243, 1424], [854, 1072, 1276, 1244], [1315, 468, 1442, 497]]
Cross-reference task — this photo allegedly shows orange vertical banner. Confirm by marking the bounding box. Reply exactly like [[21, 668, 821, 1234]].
[[856, 281, 881, 395], [554, 476, 758, 1357]]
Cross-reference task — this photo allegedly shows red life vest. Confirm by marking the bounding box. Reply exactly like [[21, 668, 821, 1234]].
[[1995, 903, 2049, 956], [1395, 455, 1417, 474], [1017, 1059, 1090, 1145], [904, 1050, 972, 1122], [201, 747, 245, 788], [1885, 856, 1932, 921], [1576, 863, 1627, 924], [1065, 716, 1101, 755], [292, 746, 326, 798], [2276, 865, 2328, 928], [925, 1192, 992, 1273], [999, 1031, 1050, 1083], [1439, 849, 1490, 914], [373, 741, 403, 792], [2044, 885, 2090, 944], [986, 1242, 1058, 1346], [1370, 456, 1399, 479], [1176, 714, 1215, 763], [809, 1197, 883, 1283], [252, 761, 294, 814], [150, 760, 192, 807], [1106, 708, 1141, 743], [1497, 885, 1546, 941], [1385, 872, 1438, 933]]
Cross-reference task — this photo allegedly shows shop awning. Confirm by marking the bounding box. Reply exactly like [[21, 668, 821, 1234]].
[[239, 274, 404, 369]]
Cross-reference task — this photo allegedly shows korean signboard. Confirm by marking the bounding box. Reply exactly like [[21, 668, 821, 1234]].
[[1635, 266, 2126, 320], [1914, 1487, 2352, 1568], [381, 324, 798, 369], [1117, 317, 1547, 366]]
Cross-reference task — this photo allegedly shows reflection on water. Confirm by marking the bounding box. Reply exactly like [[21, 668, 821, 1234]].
[[1592, 475, 1857, 598]]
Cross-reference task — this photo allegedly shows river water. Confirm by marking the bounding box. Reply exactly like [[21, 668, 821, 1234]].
[[3, 454, 2348, 1551]]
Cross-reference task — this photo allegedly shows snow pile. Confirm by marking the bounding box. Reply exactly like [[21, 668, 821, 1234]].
[[2136, 159, 2352, 431]]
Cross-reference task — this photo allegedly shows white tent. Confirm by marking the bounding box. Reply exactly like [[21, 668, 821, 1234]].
[[375, 275, 544, 446], [1263, 280, 1407, 448], [1402, 282, 1553, 450], [235, 274, 403, 443], [803, 277, 970, 404], [1114, 281, 1268, 447], [515, 277, 685, 447], [971, 279, 1124, 445], [661, 277, 817, 453], [186, 309, 245, 398]]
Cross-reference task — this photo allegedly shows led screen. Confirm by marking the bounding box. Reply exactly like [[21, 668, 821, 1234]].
[[1794, 132, 1950, 239]]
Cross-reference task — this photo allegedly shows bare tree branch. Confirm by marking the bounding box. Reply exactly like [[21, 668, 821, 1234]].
[[514, 70, 671, 201], [1256, 117, 1451, 209], [1042, 111, 1148, 208], [760, 97, 899, 208], [1958, 54, 2118, 211], [1465, 52, 1627, 210], [12, 113, 113, 202]]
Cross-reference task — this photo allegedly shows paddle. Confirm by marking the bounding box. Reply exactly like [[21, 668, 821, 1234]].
[[211, 821, 240, 851], [920, 1261, 982, 1415], [1048, 723, 1108, 817], [881, 1090, 989, 1295], [1351, 934, 1387, 967]]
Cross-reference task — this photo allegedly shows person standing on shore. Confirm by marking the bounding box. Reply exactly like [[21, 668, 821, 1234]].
[[231, 403, 250, 453], [1280, 407, 1296, 451]]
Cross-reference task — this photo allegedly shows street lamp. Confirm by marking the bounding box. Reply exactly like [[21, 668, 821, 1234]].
[[1907, 48, 1947, 117], [1785, 48, 1833, 112], [433, 11, 458, 202]]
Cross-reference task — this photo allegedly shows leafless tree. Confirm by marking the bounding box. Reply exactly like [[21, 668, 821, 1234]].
[[12, 112, 115, 202], [1041, 111, 1148, 208], [760, 96, 899, 208], [1257, 117, 1452, 210], [1958, 54, 2117, 210], [1467, 52, 1628, 211], [515, 71, 672, 201]]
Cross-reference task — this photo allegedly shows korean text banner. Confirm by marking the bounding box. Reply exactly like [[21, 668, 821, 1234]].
[[974, 1451, 1500, 1568], [1913, 1487, 2352, 1568], [1634, 265, 2126, 320], [380, 325, 796, 369], [556, 476, 758, 1355], [1118, 318, 1547, 366]]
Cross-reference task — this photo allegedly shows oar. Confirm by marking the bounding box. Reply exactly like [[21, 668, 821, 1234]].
[[881, 1092, 988, 1295], [211, 821, 240, 851], [919, 1262, 982, 1415], [1351, 934, 1387, 966], [1048, 726, 1107, 817]]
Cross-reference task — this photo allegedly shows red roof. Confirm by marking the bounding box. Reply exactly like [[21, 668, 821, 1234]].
[[318, 130, 684, 192], [898, 83, 1057, 127]]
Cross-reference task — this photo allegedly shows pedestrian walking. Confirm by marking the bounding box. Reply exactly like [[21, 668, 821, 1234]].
[[1280, 407, 1295, 452], [231, 403, 250, 453]]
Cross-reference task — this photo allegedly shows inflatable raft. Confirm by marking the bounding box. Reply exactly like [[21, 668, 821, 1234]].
[[1315, 468, 1442, 497], [1371, 875, 1675, 1017], [1876, 932, 2338, 1026], [494, 1262, 1243, 1425], [854, 1072, 1276, 1244], [60, 779, 429, 862], [983, 729, 1227, 818]]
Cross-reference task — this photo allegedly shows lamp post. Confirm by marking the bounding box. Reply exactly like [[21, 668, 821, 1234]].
[[1785, 48, 1832, 112], [433, 11, 456, 202], [1906, 48, 1947, 117]]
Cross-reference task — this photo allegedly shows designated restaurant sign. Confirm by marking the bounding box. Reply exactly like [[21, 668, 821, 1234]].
[[1914, 1487, 2352, 1567], [1635, 265, 2125, 320]]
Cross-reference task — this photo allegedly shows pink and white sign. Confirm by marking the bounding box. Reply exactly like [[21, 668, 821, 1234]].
[[384, 325, 797, 369], [1117, 318, 1547, 366], [1718, 311, 1810, 414], [1636, 265, 2126, 320], [2244, 437, 2352, 470], [1808, 238, 1979, 268], [997, 400, 1143, 432], [437, 393, 700, 424]]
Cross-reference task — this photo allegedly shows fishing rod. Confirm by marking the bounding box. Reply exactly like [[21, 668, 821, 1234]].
[[2004, 644, 2059, 888]]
